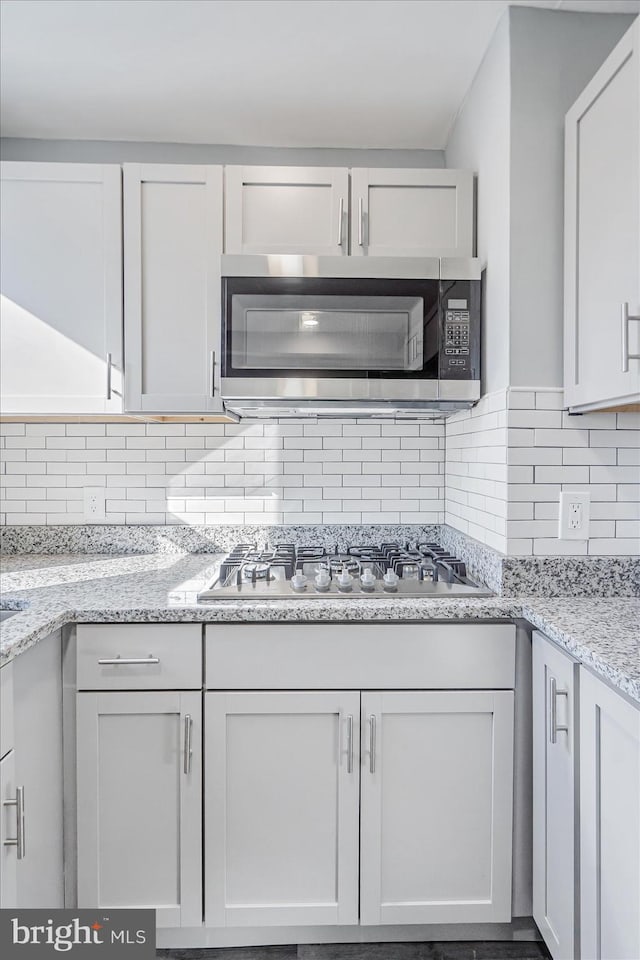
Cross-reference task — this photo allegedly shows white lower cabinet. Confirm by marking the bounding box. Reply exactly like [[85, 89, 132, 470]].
[[579, 670, 640, 960], [0, 750, 19, 908], [0, 633, 64, 909], [76, 691, 202, 927], [360, 690, 514, 925], [204, 691, 360, 927], [204, 681, 515, 929], [532, 632, 578, 960]]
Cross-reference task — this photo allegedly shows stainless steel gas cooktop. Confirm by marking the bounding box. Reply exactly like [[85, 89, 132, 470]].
[[197, 542, 492, 600]]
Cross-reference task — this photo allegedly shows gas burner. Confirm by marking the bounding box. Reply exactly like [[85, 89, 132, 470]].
[[241, 561, 272, 582], [326, 557, 360, 575]]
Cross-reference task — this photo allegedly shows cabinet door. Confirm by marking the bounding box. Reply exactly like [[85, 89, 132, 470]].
[[224, 166, 349, 255], [0, 751, 18, 908], [205, 691, 360, 927], [580, 670, 640, 960], [360, 690, 513, 925], [14, 631, 64, 907], [532, 633, 577, 960], [350, 168, 474, 258], [564, 22, 640, 410], [77, 691, 201, 928], [123, 163, 224, 412], [0, 161, 123, 414]]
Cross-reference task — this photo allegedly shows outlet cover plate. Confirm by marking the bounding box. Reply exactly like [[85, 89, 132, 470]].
[[558, 491, 590, 540], [83, 487, 106, 522]]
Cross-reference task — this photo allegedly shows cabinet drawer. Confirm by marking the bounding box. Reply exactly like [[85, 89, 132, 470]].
[[76, 625, 202, 690], [205, 623, 515, 690]]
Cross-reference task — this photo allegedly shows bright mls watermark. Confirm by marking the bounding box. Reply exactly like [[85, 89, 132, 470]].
[[0, 909, 155, 957]]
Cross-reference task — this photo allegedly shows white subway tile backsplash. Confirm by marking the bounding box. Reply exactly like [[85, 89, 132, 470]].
[[0, 419, 444, 527], [2, 394, 636, 553], [445, 386, 638, 556]]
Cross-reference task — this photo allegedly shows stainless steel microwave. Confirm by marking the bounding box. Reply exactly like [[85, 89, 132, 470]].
[[220, 255, 481, 418]]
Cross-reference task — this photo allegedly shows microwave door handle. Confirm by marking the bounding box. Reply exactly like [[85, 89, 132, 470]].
[[337, 196, 344, 248]]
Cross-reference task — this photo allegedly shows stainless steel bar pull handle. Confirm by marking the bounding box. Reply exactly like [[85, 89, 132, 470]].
[[184, 714, 193, 775], [106, 352, 113, 400], [3, 786, 26, 859], [346, 714, 354, 773], [358, 198, 364, 247], [549, 676, 569, 744], [337, 197, 344, 247], [369, 715, 376, 773], [210, 350, 216, 397], [97, 655, 160, 665], [621, 302, 640, 372]]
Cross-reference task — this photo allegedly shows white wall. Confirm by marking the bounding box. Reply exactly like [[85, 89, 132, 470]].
[[508, 7, 634, 388], [0, 139, 444, 169], [445, 12, 511, 396]]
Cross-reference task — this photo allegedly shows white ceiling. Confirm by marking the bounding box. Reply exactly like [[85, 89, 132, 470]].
[[1, 0, 638, 149]]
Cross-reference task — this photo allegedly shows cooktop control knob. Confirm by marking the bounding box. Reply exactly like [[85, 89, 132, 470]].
[[336, 571, 353, 592], [291, 572, 307, 592], [314, 569, 331, 591], [360, 569, 376, 591], [383, 569, 400, 591]]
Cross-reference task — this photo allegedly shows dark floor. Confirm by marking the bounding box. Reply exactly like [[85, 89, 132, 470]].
[[157, 941, 551, 960]]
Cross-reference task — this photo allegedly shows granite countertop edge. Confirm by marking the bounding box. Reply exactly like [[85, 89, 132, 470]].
[[1, 553, 638, 704]]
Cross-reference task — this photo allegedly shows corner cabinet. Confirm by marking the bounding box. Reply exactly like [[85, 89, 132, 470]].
[[580, 670, 640, 960], [123, 163, 224, 413], [0, 632, 64, 909], [0, 162, 123, 415], [532, 632, 578, 960], [564, 21, 640, 412]]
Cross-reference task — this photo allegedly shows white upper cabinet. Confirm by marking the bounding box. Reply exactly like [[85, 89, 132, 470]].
[[351, 168, 474, 258], [0, 162, 123, 414], [123, 164, 224, 413], [224, 166, 349, 255], [532, 633, 578, 960], [564, 21, 640, 412]]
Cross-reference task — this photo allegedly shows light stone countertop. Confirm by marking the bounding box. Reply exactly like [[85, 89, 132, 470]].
[[1, 553, 638, 704]]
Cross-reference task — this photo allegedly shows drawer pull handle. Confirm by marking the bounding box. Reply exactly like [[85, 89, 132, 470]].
[[184, 714, 193, 775], [3, 786, 26, 859], [97, 655, 160, 665]]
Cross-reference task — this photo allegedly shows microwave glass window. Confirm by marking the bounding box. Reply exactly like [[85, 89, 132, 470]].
[[230, 295, 431, 371]]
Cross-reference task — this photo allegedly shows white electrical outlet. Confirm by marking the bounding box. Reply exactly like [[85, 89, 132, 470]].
[[83, 487, 106, 522], [558, 491, 590, 540]]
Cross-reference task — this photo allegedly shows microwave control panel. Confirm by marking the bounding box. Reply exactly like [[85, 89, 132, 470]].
[[439, 282, 480, 380]]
